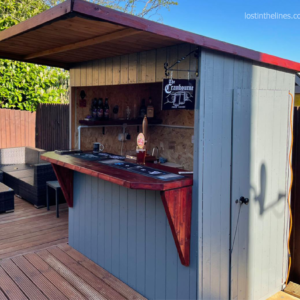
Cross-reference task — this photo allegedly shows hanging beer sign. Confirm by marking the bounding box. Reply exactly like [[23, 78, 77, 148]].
[[162, 79, 196, 110]]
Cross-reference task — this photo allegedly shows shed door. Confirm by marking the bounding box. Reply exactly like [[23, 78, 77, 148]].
[[230, 89, 291, 300]]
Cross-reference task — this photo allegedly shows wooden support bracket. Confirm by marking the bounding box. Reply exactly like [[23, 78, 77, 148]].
[[51, 164, 73, 208], [161, 186, 192, 267]]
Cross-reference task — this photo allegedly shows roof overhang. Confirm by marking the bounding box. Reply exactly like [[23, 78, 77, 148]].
[[0, 0, 299, 72]]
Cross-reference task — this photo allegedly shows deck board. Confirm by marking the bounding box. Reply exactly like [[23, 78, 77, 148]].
[[285, 282, 300, 299], [0, 196, 68, 259], [0, 197, 146, 300], [268, 291, 300, 300]]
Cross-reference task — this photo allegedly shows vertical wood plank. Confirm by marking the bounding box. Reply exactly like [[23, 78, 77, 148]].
[[85, 175, 92, 259], [97, 178, 105, 266], [74, 65, 81, 87], [251, 63, 261, 89], [80, 62, 87, 87], [119, 186, 128, 283], [99, 59, 106, 86], [208, 53, 224, 300], [15, 110, 21, 147], [267, 68, 277, 90], [120, 55, 129, 85], [136, 190, 146, 294], [91, 176, 98, 262], [137, 52, 147, 83], [177, 44, 191, 80], [145, 190, 156, 299], [70, 68, 75, 87], [92, 60, 99, 86], [202, 51, 214, 300], [0, 110, 4, 148], [5, 109, 11, 148], [219, 55, 234, 299], [168, 45, 178, 79], [165, 210, 178, 300], [129, 53, 137, 84], [189, 45, 199, 80], [146, 50, 156, 83], [78, 172, 86, 254], [275, 68, 285, 90], [128, 189, 137, 288], [105, 58, 113, 86], [259, 65, 269, 89], [86, 61, 93, 86], [113, 56, 121, 85], [155, 192, 166, 299], [30, 112, 36, 147], [104, 181, 112, 273], [9, 110, 16, 147], [233, 57, 244, 89], [156, 47, 167, 82], [111, 184, 120, 277]]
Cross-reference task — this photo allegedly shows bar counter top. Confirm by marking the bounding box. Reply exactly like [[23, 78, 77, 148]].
[[41, 151, 193, 191]]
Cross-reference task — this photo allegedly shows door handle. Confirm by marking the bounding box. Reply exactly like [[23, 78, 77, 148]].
[[235, 196, 249, 205]]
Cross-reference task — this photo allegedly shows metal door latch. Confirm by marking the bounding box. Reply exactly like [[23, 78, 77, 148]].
[[235, 196, 249, 205]]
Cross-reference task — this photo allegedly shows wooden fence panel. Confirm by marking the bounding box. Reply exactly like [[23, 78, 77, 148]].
[[0, 109, 36, 149], [36, 104, 69, 151]]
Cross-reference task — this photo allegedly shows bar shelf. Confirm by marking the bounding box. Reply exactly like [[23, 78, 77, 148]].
[[79, 118, 163, 126]]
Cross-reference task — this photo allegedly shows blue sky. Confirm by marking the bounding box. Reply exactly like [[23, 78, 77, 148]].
[[157, 0, 299, 62]]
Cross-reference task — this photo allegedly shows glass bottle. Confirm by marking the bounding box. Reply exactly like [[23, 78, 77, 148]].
[[139, 98, 147, 118], [92, 98, 98, 120], [104, 98, 109, 120], [97, 98, 104, 120], [147, 97, 154, 118]]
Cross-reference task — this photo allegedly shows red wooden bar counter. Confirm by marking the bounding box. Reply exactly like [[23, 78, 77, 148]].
[[42, 151, 193, 266]]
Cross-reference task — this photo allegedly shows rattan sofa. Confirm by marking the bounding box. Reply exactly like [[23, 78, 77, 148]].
[[0, 147, 56, 207]]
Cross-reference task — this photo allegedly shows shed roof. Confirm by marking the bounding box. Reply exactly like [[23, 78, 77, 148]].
[[0, 0, 299, 71]]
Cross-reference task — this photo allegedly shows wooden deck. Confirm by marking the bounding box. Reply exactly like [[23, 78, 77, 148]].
[[268, 291, 299, 300], [0, 197, 146, 299], [268, 282, 300, 300], [0, 196, 68, 260], [0, 243, 147, 300]]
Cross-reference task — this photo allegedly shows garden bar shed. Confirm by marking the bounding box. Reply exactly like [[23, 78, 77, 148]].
[[0, 1, 299, 299]]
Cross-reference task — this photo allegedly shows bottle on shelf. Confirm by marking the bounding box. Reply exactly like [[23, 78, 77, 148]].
[[139, 98, 147, 118], [97, 98, 104, 120], [91, 98, 98, 120], [147, 97, 154, 118], [104, 98, 109, 120], [133, 102, 137, 119]]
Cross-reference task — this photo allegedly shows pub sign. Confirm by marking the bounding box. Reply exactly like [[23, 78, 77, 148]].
[[162, 79, 196, 110]]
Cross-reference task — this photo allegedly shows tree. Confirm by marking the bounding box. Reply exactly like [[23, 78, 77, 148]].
[[0, 0, 69, 111], [0, 0, 177, 111], [46, 0, 178, 20]]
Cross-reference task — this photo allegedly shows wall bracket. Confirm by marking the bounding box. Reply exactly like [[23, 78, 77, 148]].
[[51, 164, 73, 207], [164, 48, 199, 77], [161, 186, 192, 266]]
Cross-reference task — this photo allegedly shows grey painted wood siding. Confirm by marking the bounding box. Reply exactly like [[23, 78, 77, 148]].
[[196, 49, 295, 300], [230, 89, 292, 300], [69, 172, 198, 300]]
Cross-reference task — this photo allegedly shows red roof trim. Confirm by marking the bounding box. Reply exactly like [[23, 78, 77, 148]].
[[73, 0, 300, 72]]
